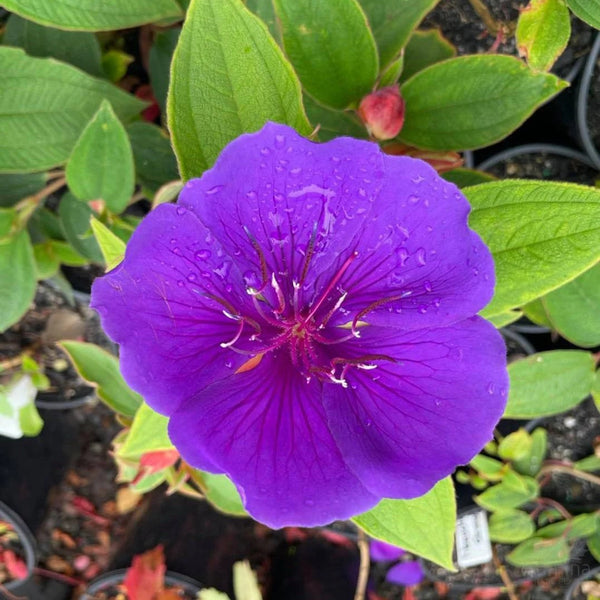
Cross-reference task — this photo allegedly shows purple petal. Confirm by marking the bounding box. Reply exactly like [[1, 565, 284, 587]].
[[370, 540, 405, 562], [327, 155, 494, 330], [167, 352, 378, 528], [322, 317, 508, 498], [91, 204, 256, 415], [177, 122, 385, 303], [386, 561, 424, 587]]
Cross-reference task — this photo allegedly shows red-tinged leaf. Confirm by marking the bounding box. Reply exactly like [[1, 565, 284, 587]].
[[71, 495, 110, 526], [3, 550, 28, 580], [318, 529, 354, 548], [132, 449, 180, 485], [465, 588, 503, 600], [402, 587, 417, 600], [123, 545, 167, 600], [284, 527, 308, 543], [383, 143, 463, 173]]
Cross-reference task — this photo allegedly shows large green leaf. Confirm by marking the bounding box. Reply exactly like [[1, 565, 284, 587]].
[[304, 97, 367, 142], [566, 0, 600, 29], [353, 477, 455, 569], [128, 122, 180, 194], [274, 0, 378, 109], [117, 403, 173, 459], [66, 100, 135, 214], [357, 0, 439, 69], [475, 471, 539, 511], [542, 263, 600, 347], [488, 510, 535, 544], [400, 29, 455, 83], [399, 56, 567, 150], [4, 14, 103, 76], [200, 472, 247, 517], [0, 213, 36, 332], [516, 0, 571, 72], [1, 0, 183, 31], [0, 173, 46, 207], [245, 0, 280, 42], [58, 193, 103, 263], [60, 341, 142, 417], [504, 351, 595, 419], [508, 536, 570, 567], [148, 28, 181, 114], [169, 0, 311, 179], [466, 180, 600, 317], [0, 47, 145, 173]]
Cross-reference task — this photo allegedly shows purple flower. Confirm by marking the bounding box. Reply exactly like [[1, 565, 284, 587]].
[[91, 122, 508, 528], [386, 561, 424, 587], [370, 540, 405, 562]]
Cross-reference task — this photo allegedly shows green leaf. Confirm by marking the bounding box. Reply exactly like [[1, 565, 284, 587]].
[[117, 403, 173, 459], [101, 49, 134, 83], [18, 401, 43, 437], [90, 218, 126, 270], [489, 509, 535, 544], [58, 193, 103, 263], [593, 371, 600, 411], [399, 56, 567, 151], [588, 529, 600, 563], [304, 97, 367, 142], [512, 428, 547, 477], [274, 0, 378, 109], [60, 341, 143, 417], [128, 123, 180, 195], [33, 240, 87, 279], [475, 471, 539, 511], [443, 168, 496, 188], [469, 454, 506, 482], [0, 47, 145, 173], [357, 0, 439, 69], [353, 477, 455, 569], [1, 0, 183, 31], [0, 173, 46, 207], [49, 240, 88, 266], [66, 100, 135, 213], [400, 29, 455, 83], [149, 28, 181, 114], [507, 536, 570, 566], [498, 429, 533, 462], [379, 56, 404, 87], [0, 220, 36, 332], [132, 471, 168, 494], [169, 0, 311, 180], [200, 472, 247, 517], [245, 0, 280, 42], [522, 298, 554, 328], [516, 0, 571, 72], [542, 263, 600, 347], [537, 513, 599, 541], [504, 351, 595, 418], [487, 310, 523, 329], [566, 0, 600, 29], [574, 454, 600, 472], [466, 180, 600, 317], [4, 14, 103, 76]]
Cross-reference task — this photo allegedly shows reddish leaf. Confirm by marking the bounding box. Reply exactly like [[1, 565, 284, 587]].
[[123, 545, 167, 600], [383, 143, 464, 173], [132, 449, 180, 485], [318, 529, 354, 548], [3, 550, 28, 580], [135, 85, 161, 122]]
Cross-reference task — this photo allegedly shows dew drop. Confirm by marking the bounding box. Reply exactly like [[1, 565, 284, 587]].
[[195, 249, 211, 261], [176, 206, 187, 216], [274, 134, 285, 148], [206, 185, 223, 195], [408, 194, 419, 204], [290, 167, 302, 177], [246, 190, 258, 201], [423, 280, 433, 292], [177, 280, 184, 288], [487, 382, 495, 395], [418, 305, 428, 314], [396, 247, 409, 267], [172, 247, 182, 255], [416, 247, 427, 266], [433, 297, 441, 308], [411, 175, 425, 184], [260, 147, 271, 156], [169, 238, 177, 244], [187, 273, 197, 282], [225, 361, 233, 369]]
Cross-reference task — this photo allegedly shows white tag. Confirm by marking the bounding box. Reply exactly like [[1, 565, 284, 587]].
[[455, 510, 493, 569]]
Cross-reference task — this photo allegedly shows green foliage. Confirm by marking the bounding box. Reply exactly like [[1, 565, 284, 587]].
[[149, 28, 181, 114], [516, 0, 571, 72], [475, 471, 539, 511], [168, 0, 310, 179], [60, 341, 142, 417], [400, 29, 455, 83], [399, 56, 567, 150], [498, 429, 533, 462], [489, 510, 535, 544], [469, 455, 506, 482], [353, 477, 455, 569], [487, 310, 523, 329], [466, 181, 600, 317], [90, 219, 126, 270], [304, 97, 367, 142], [504, 351, 595, 418], [536, 513, 599, 541], [0, 47, 144, 173], [0, 174, 47, 208], [507, 536, 570, 566], [101, 49, 134, 83], [245, 0, 280, 41], [199, 472, 247, 517], [357, 0, 439, 69], [4, 14, 103, 76], [543, 263, 600, 347], [58, 193, 103, 263], [274, 0, 378, 109], [117, 403, 173, 458], [1, 0, 183, 31], [66, 100, 135, 213], [512, 428, 547, 477], [566, 0, 600, 29]]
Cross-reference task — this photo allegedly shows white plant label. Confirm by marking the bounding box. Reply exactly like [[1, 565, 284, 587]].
[[455, 510, 493, 568]]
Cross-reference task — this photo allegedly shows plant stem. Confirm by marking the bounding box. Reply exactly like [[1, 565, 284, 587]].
[[33, 567, 84, 587], [539, 463, 600, 487], [536, 497, 572, 520], [492, 545, 518, 600], [353, 529, 370, 600], [15, 176, 67, 212]]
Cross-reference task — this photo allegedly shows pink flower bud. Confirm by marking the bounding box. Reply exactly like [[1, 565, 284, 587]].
[[358, 86, 405, 140]]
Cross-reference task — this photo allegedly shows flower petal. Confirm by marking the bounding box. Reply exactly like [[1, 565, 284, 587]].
[[386, 561, 424, 587], [329, 155, 494, 330], [370, 540, 405, 562], [177, 122, 385, 302], [167, 352, 378, 528], [91, 204, 256, 415], [323, 317, 508, 498]]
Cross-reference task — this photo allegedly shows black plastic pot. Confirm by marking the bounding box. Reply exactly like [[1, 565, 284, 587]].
[[81, 569, 203, 599], [576, 31, 600, 169], [565, 564, 600, 599], [0, 500, 37, 594]]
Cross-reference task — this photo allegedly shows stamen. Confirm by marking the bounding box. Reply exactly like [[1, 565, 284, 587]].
[[251, 293, 286, 328], [351, 292, 410, 331], [244, 226, 269, 288], [299, 223, 318, 285], [220, 319, 245, 348], [271, 273, 286, 314], [318, 291, 347, 329]]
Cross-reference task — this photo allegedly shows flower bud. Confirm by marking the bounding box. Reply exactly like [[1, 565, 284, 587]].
[[358, 86, 405, 140]]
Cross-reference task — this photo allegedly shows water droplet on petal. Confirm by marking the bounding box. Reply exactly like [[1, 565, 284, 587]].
[[396, 247, 409, 267], [408, 195, 419, 204], [195, 249, 211, 261], [187, 273, 197, 282], [176, 206, 187, 216], [487, 382, 495, 394], [260, 147, 271, 156], [418, 304, 428, 314], [177, 280, 184, 287], [290, 167, 302, 177], [433, 297, 441, 308], [423, 280, 432, 292], [170, 238, 177, 244], [206, 185, 223, 195], [416, 247, 427, 266], [411, 175, 425, 184], [172, 247, 181, 255], [274, 135, 285, 148]]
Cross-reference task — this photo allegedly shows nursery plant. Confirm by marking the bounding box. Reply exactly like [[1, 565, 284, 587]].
[[1, 0, 600, 586]]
